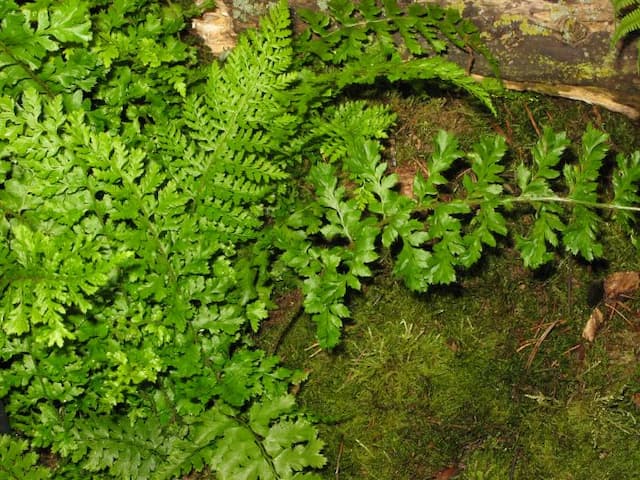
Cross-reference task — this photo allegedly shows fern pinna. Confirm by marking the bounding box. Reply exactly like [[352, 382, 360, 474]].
[[612, 0, 640, 43], [294, 0, 497, 113]]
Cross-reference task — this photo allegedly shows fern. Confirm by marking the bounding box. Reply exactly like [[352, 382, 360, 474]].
[[0, 436, 51, 480], [0, 0, 93, 96], [612, 151, 640, 247], [562, 126, 609, 260], [294, 0, 498, 114], [1, 2, 321, 478], [3, 0, 637, 475], [276, 114, 640, 348], [612, 0, 640, 42], [296, 0, 494, 67], [611, 0, 640, 71]]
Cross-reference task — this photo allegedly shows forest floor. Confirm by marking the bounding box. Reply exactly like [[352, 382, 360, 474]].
[[255, 90, 640, 479]]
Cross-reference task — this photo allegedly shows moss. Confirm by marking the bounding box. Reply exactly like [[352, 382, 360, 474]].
[[532, 52, 621, 82], [494, 14, 550, 37]]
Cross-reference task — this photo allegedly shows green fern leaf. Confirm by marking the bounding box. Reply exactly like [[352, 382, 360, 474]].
[[517, 127, 569, 197], [209, 395, 324, 480], [612, 0, 640, 11], [612, 3, 640, 42], [0, 436, 52, 480], [72, 415, 171, 480], [414, 130, 463, 203], [515, 206, 565, 268], [310, 101, 396, 163], [393, 241, 432, 291], [612, 151, 640, 245], [295, 0, 499, 103]]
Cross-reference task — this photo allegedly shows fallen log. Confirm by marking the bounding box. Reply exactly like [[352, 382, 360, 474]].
[[437, 0, 640, 119]]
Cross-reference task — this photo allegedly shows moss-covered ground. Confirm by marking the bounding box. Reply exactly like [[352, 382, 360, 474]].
[[257, 92, 640, 479]]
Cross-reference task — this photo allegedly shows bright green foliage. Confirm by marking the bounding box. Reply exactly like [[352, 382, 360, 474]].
[[612, 150, 640, 246], [0, 0, 498, 475], [296, 0, 494, 67], [562, 125, 609, 259], [274, 117, 392, 347], [0, 0, 93, 95], [0, 1, 321, 478], [612, 0, 640, 43], [515, 127, 570, 268], [68, 395, 324, 480], [0, 436, 52, 480], [515, 125, 617, 267], [0, 0, 206, 132], [2, 0, 638, 476]]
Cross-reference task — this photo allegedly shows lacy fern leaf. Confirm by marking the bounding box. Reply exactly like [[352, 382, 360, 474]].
[[0, 436, 51, 480], [1, 2, 324, 478], [297, 0, 492, 65], [611, 0, 640, 70], [562, 125, 609, 260], [612, 151, 640, 246]]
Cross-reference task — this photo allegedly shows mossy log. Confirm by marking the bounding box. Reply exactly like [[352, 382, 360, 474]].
[[211, 0, 640, 119], [434, 0, 640, 119]]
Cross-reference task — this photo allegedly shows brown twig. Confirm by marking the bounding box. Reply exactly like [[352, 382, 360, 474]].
[[465, 46, 475, 75], [335, 437, 345, 479], [526, 319, 563, 369], [523, 103, 541, 137]]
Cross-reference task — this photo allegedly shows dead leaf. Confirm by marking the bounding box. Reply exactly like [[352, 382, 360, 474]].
[[632, 392, 640, 410], [603, 271, 640, 301], [582, 307, 604, 342], [433, 465, 458, 480]]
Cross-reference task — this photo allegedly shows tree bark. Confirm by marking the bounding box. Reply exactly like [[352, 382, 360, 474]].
[[435, 0, 640, 119]]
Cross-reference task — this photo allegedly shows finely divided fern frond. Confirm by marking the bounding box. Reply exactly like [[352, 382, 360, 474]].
[[613, 0, 640, 9], [296, 0, 492, 65], [612, 150, 640, 246], [278, 117, 640, 347], [1, 2, 324, 478], [0, 436, 51, 480]]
